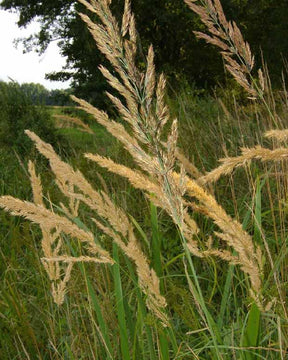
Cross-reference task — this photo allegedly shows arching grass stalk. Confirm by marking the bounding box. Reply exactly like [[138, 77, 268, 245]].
[[158, 162, 224, 359], [184, 0, 279, 127], [72, 4, 224, 354]]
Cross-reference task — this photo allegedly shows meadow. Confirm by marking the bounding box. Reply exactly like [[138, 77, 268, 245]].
[[0, 0, 287, 359]]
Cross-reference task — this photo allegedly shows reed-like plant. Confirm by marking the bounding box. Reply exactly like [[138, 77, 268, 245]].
[[71, 0, 263, 305], [1, 0, 287, 358]]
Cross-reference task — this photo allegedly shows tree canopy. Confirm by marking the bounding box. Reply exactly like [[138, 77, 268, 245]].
[[0, 81, 62, 155], [2, 0, 288, 100]]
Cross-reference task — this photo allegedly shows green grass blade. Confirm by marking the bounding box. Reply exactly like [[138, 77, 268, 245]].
[[129, 215, 150, 249], [150, 203, 180, 358], [68, 241, 114, 360], [241, 177, 263, 360], [82, 267, 114, 359], [242, 302, 261, 360], [150, 202, 163, 281], [218, 203, 252, 329], [112, 243, 131, 360], [182, 236, 224, 360], [124, 256, 157, 360], [254, 177, 264, 244], [217, 263, 234, 329]]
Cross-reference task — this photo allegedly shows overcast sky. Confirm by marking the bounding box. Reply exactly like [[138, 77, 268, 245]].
[[0, 10, 71, 90]]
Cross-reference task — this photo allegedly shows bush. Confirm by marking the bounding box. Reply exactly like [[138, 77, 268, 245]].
[[0, 81, 61, 156]]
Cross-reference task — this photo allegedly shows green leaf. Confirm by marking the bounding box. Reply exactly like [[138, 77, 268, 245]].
[[242, 302, 261, 360], [113, 243, 131, 360]]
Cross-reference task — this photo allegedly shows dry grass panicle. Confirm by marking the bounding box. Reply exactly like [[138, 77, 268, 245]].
[[200, 145, 288, 184], [184, 0, 263, 98], [1, 1, 288, 357], [1, 128, 168, 324], [0, 190, 113, 306], [265, 129, 288, 143], [53, 114, 93, 134], [0, 0, 269, 318], [71, 0, 264, 303], [2, 0, 285, 332]]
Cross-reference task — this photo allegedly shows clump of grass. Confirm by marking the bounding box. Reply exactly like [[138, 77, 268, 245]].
[[53, 114, 94, 134], [1, 0, 287, 358], [72, 0, 263, 304]]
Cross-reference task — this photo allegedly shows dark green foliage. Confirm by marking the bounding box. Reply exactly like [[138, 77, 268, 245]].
[[2, 0, 288, 99], [18, 83, 73, 106], [0, 81, 61, 156], [20, 82, 50, 105], [48, 88, 74, 106]]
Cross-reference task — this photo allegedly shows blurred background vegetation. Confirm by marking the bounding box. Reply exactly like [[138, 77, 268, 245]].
[[1, 0, 288, 103]]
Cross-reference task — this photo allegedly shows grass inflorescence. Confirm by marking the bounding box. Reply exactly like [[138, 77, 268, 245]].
[[0, 0, 287, 359]]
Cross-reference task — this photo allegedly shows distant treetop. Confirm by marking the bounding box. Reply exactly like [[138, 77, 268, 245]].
[[1, 0, 288, 96]]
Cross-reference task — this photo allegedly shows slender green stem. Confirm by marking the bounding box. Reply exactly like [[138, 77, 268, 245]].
[[113, 243, 131, 360]]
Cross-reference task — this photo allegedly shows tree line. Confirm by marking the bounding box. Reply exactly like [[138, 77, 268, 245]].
[[0, 81, 73, 106], [0, 81, 65, 156], [1, 0, 288, 101]]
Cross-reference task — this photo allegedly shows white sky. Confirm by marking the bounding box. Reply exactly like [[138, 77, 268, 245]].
[[0, 10, 71, 90]]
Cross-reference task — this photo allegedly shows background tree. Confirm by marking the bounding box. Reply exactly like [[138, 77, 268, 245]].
[[1, 0, 288, 101], [20, 83, 50, 104], [0, 81, 62, 155]]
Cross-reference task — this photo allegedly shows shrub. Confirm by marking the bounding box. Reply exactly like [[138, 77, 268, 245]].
[[0, 81, 61, 156]]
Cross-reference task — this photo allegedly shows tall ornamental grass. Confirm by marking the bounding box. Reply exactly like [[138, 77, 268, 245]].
[[1, 1, 287, 359]]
